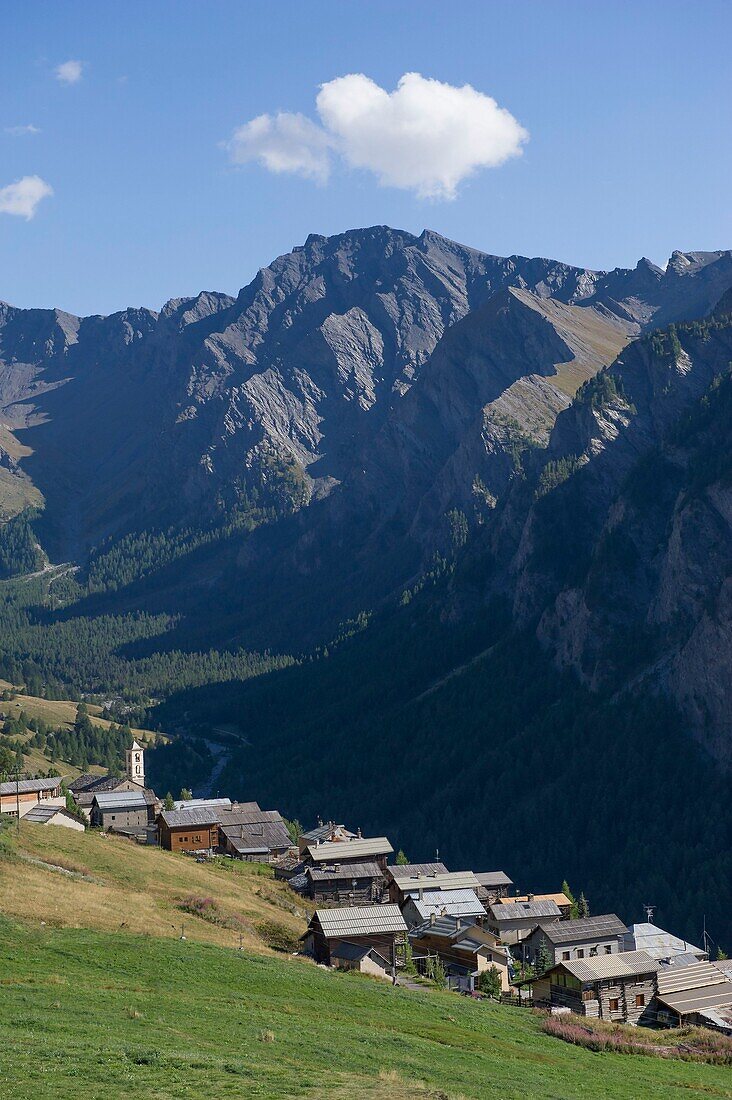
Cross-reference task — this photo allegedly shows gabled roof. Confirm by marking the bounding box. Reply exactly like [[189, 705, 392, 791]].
[[622, 922, 705, 960], [407, 889, 486, 921], [306, 837, 393, 863], [330, 941, 390, 968], [534, 914, 627, 945], [306, 862, 382, 882], [398, 871, 481, 894], [474, 871, 513, 889], [556, 950, 659, 983], [92, 790, 151, 811], [160, 807, 220, 828], [655, 960, 732, 1016], [387, 862, 448, 881], [219, 817, 292, 852], [490, 899, 561, 922], [312, 904, 407, 938], [409, 915, 506, 954], [0, 777, 61, 797]]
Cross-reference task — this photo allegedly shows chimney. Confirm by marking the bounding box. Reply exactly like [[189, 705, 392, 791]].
[[357, 827, 362, 839], [527, 892, 535, 902], [317, 816, 323, 827], [418, 887, 424, 901], [430, 912, 436, 926], [456, 917, 462, 930]]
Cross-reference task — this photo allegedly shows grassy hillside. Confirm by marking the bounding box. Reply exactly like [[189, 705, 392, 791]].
[[1, 823, 732, 1099], [0, 820, 306, 951]]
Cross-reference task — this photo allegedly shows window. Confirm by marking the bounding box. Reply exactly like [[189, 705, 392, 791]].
[[577, 949, 584, 958], [562, 951, 570, 961], [604, 945, 612, 954], [609, 998, 619, 1012], [635, 994, 645, 1007]]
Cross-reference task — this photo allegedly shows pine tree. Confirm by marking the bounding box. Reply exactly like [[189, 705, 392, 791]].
[[179, 788, 193, 801], [577, 892, 590, 919], [396, 849, 409, 865], [562, 880, 579, 920], [164, 791, 175, 811], [536, 937, 553, 975], [478, 964, 503, 999]]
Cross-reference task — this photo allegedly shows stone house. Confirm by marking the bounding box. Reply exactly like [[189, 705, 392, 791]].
[[522, 914, 628, 968], [530, 950, 659, 1024]]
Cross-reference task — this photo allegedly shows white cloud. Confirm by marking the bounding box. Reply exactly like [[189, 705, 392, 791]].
[[5, 124, 41, 137], [226, 72, 527, 200], [227, 112, 332, 183], [317, 73, 528, 200], [55, 59, 83, 85], [0, 175, 53, 219]]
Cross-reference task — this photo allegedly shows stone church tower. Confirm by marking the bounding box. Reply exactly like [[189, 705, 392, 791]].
[[125, 739, 145, 788]]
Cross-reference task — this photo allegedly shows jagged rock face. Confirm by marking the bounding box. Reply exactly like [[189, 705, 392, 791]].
[[505, 313, 732, 763]]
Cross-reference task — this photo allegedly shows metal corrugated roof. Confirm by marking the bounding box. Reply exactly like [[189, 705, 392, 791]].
[[307, 862, 382, 882], [307, 837, 393, 863], [560, 950, 659, 983], [409, 890, 486, 921], [656, 983, 732, 1015], [173, 797, 231, 811], [499, 893, 571, 908], [315, 904, 406, 937], [490, 900, 561, 921], [622, 923, 705, 960], [657, 961, 728, 995], [0, 777, 61, 796], [399, 871, 481, 894], [301, 823, 355, 843], [330, 941, 389, 967], [474, 871, 513, 888], [93, 790, 149, 809], [536, 914, 627, 945], [23, 805, 60, 822], [387, 863, 448, 881]]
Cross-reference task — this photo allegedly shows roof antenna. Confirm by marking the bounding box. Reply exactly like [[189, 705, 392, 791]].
[[435, 847, 439, 862], [643, 903, 655, 923]]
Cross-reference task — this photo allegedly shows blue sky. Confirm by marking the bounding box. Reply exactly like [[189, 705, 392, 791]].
[[2, 0, 730, 316]]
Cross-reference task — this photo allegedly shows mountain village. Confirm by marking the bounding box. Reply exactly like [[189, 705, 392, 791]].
[[3, 736, 731, 1039]]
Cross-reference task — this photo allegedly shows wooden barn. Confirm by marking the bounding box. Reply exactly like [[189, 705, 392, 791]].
[[301, 905, 407, 971], [302, 836, 393, 873], [530, 950, 659, 1024], [157, 807, 220, 853], [474, 871, 514, 909], [305, 861, 384, 905]]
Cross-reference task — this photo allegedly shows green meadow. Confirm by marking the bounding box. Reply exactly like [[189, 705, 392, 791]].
[[1, 919, 732, 1100]]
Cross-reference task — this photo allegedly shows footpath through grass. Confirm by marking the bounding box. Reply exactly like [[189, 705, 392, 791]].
[[1, 919, 732, 1100]]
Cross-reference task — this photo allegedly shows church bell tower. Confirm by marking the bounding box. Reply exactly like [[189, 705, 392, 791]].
[[125, 739, 145, 788]]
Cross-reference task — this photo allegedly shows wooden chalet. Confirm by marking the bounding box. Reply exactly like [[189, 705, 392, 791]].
[[409, 914, 511, 991], [158, 807, 220, 853], [0, 776, 64, 819], [302, 904, 407, 971], [303, 835, 393, 873], [530, 950, 659, 1024], [522, 914, 628, 968], [305, 861, 384, 905], [217, 807, 292, 862], [486, 898, 562, 945]]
